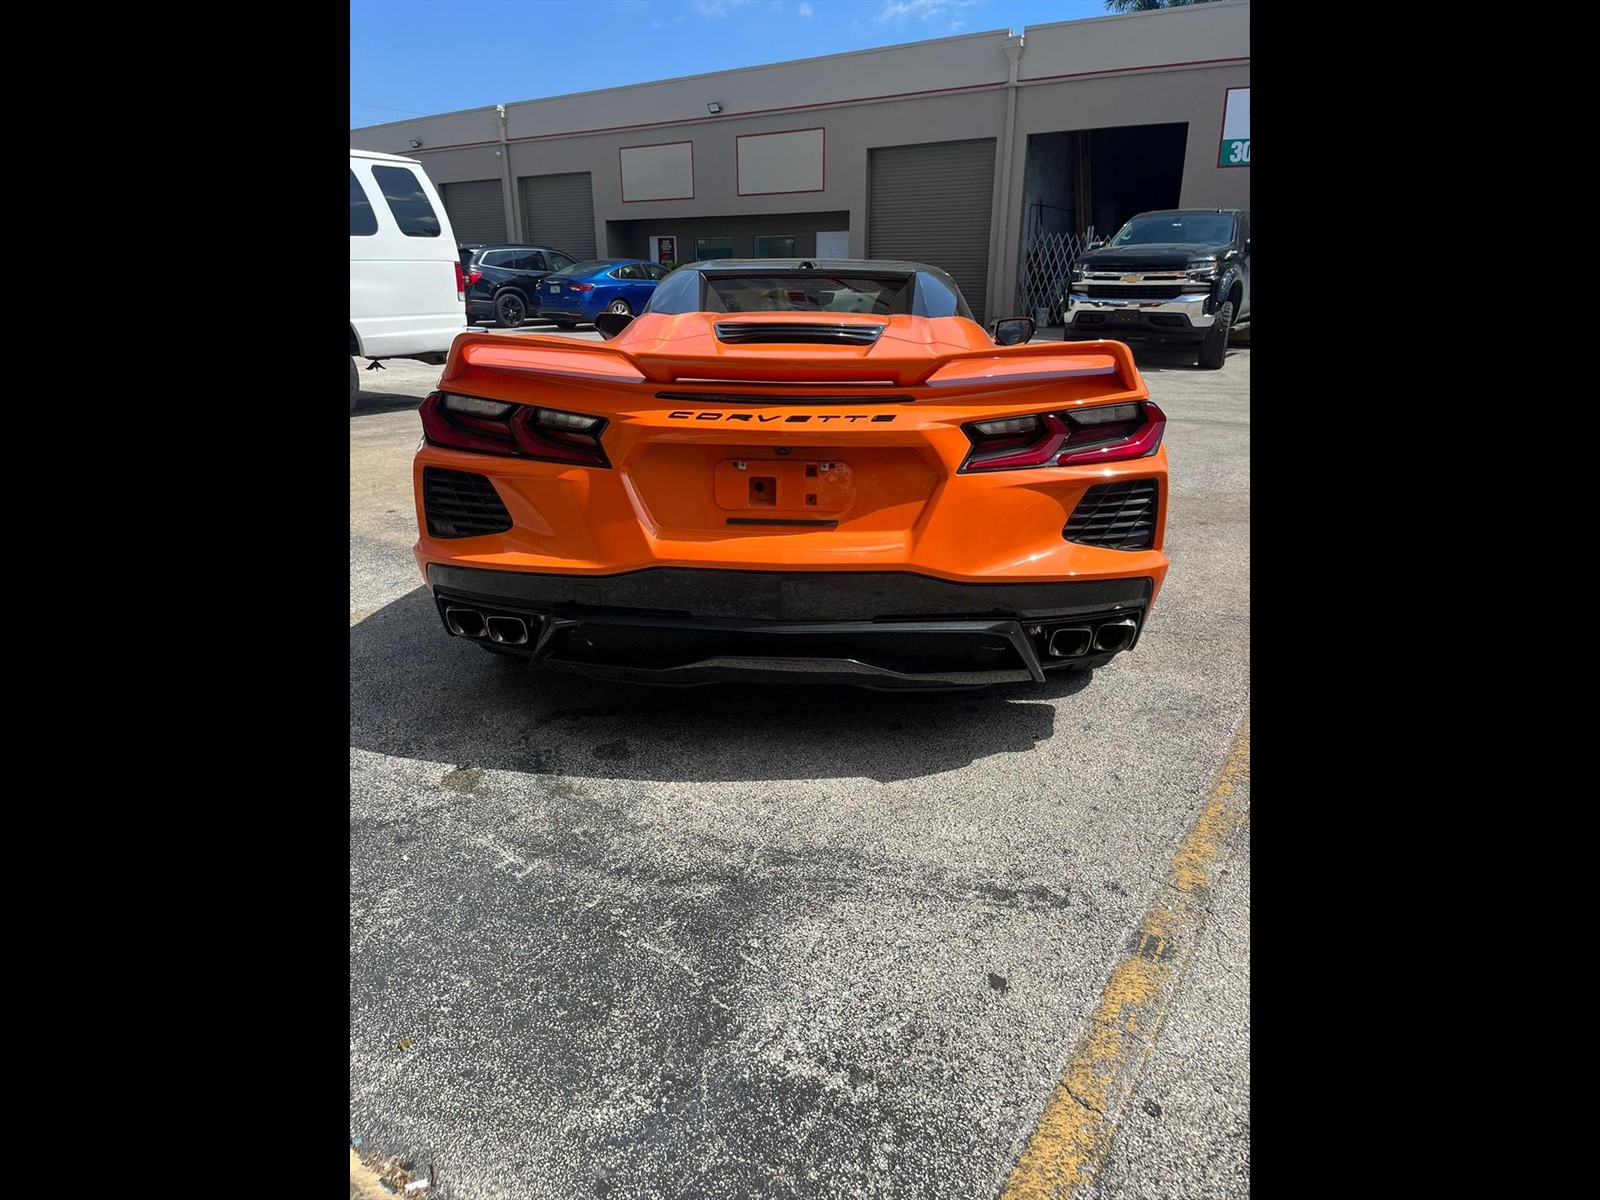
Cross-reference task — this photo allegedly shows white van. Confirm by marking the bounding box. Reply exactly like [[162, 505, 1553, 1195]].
[[350, 148, 466, 411]]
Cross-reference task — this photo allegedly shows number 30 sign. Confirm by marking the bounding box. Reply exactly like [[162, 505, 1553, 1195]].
[[1218, 87, 1250, 168]]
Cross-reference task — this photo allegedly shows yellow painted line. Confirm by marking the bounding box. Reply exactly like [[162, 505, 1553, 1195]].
[[998, 714, 1250, 1200]]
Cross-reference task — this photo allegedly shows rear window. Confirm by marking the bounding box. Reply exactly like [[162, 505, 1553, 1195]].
[[371, 165, 441, 238], [704, 274, 909, 315], [551, 259, 611, 278], [350, 170, 378, 237]]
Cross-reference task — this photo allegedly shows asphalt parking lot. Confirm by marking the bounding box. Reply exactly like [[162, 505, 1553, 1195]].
[[350, 326, 1250, 1199]]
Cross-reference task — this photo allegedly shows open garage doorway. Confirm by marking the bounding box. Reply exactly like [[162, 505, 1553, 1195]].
[[1016, 122, 1187, 322]]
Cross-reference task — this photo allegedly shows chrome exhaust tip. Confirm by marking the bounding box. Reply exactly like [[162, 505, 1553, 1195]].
[[486, 615, 530, 645], [1047, 626, 1093, 658], [445, 606, 487, 638], [1093, 617, 1138, 653]]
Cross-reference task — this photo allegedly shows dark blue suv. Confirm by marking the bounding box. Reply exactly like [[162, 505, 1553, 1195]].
[[462, 244, 579, 328]]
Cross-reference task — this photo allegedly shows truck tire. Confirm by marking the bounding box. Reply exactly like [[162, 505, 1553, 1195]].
[[1198, 301, 1233, 370], [350, 355, 360, 412]]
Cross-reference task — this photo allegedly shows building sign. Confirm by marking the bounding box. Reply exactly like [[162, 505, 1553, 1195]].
[[1219, 87, 1250, 167], [650, 236, 677, 264]]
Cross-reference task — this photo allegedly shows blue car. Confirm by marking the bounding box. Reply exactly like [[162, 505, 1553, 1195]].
[[535, 258, 671, 327]]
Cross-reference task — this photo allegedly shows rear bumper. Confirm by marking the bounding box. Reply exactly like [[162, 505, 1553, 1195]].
[[427, 564, 1153, 688]]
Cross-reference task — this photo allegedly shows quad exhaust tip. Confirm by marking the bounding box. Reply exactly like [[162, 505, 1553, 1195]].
[[445, 604, 539, 645], [1048, 627, 1093, 658], [445, 605, 487, 638], [1093, 617, 1138, 653], [486, 615, 531, 645]]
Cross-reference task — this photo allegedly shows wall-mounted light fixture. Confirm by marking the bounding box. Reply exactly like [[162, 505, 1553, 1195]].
[[706, 102, 723, 115], [408, 138, 423, 149]]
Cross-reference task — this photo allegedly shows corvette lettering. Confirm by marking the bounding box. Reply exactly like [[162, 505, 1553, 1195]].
[[667, 411, 897, 423]]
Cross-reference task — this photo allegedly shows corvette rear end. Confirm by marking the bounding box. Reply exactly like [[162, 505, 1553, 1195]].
[[412, 261, 1168, 689]]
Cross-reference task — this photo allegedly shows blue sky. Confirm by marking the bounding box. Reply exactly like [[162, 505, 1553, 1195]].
[[351, 0, 1123, 127]]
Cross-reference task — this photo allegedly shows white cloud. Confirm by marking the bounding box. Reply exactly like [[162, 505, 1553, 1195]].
[[874, 0, 975, 23], [693, 0, 757, 15], [799, 0, 813, 13]]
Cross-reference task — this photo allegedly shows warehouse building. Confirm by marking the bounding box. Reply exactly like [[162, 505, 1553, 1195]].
[[350, 0, 1249, 324]]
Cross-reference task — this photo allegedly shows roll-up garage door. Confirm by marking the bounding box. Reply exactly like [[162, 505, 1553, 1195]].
[[868, 139, 996, 323], [520, 172, 596, 260], [441, 180, 507, 245]]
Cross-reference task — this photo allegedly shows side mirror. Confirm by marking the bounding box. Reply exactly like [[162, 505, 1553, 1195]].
[[991, 316, 1036, 346], [594, 311, 634, 340], [1087, 239, 1106, 251]]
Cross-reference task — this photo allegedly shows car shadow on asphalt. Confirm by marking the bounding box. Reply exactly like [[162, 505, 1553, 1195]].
[[351, 587, 1095, 784], [1122, 343, 1246, 374], [351, 391, 426, 414]]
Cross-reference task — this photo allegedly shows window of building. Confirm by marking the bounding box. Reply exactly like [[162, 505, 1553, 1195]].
[[350, 171, 378, 237], [753, 236, 795, 257], [371, 165, 441, 237], [695, 237, 734, 261]]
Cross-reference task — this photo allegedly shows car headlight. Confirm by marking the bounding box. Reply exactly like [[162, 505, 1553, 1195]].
[[1070, 265, 1085, 281], [1185, 260, 1221, 280]]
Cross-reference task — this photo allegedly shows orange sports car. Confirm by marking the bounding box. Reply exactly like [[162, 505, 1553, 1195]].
[[413, 259, 1167, 689]]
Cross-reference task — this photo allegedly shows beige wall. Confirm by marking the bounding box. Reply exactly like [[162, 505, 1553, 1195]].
[[351, 1, 1250, 320]]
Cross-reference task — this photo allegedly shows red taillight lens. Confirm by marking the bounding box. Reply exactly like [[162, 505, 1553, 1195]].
[[454, 262, 465, 300], [467, 270, 482, 285], [419, 393, 611, 467], [960, 401, 1165, 472], [566, 282, 594, 291]]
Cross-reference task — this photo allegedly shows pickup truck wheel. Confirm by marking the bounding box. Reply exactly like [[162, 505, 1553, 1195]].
[[350, 356, 360, 412], [1198, 301, 1233, 370], [495, 291, 527, 328]]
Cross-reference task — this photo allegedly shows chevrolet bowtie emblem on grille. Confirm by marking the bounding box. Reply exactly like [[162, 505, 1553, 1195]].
[[1122, 274, 1142, 283]]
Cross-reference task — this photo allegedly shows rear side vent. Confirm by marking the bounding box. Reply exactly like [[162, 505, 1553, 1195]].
[[714, 322, 885, 345], [424, 467, 512, 539], [1063, 480, 1159, 550]]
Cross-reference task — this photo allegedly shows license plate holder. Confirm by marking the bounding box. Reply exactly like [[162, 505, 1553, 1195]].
[[714, 458, 852, 512]]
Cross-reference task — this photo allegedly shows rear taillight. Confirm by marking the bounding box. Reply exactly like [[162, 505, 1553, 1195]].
[[454, 262, 465, 301], [960, 401, 1166, 473], [467, 270, 482, 285], [419, 392, 611, 467], [566, 282, 594, 291]]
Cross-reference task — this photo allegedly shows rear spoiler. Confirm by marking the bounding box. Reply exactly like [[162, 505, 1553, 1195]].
[[438, 331, 1142, 393]]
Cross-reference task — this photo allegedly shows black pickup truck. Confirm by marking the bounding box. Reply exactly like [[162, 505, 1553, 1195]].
[[1062, 209, 1250, 369]]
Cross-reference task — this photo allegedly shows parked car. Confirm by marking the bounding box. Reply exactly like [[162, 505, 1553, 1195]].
[[463, 244, 579, 328], [411, 258, 1168, 688], [536, 258, 671, 327], [1061, 208, 1250, 369], [349, 149, 466, 411]]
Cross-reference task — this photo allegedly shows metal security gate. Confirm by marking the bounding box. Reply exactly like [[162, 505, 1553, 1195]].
[[520, 172, 596, 260], [441, 180, 507, 245], [1016, 229, 1097, 327], [868, 139, 995, 323]]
